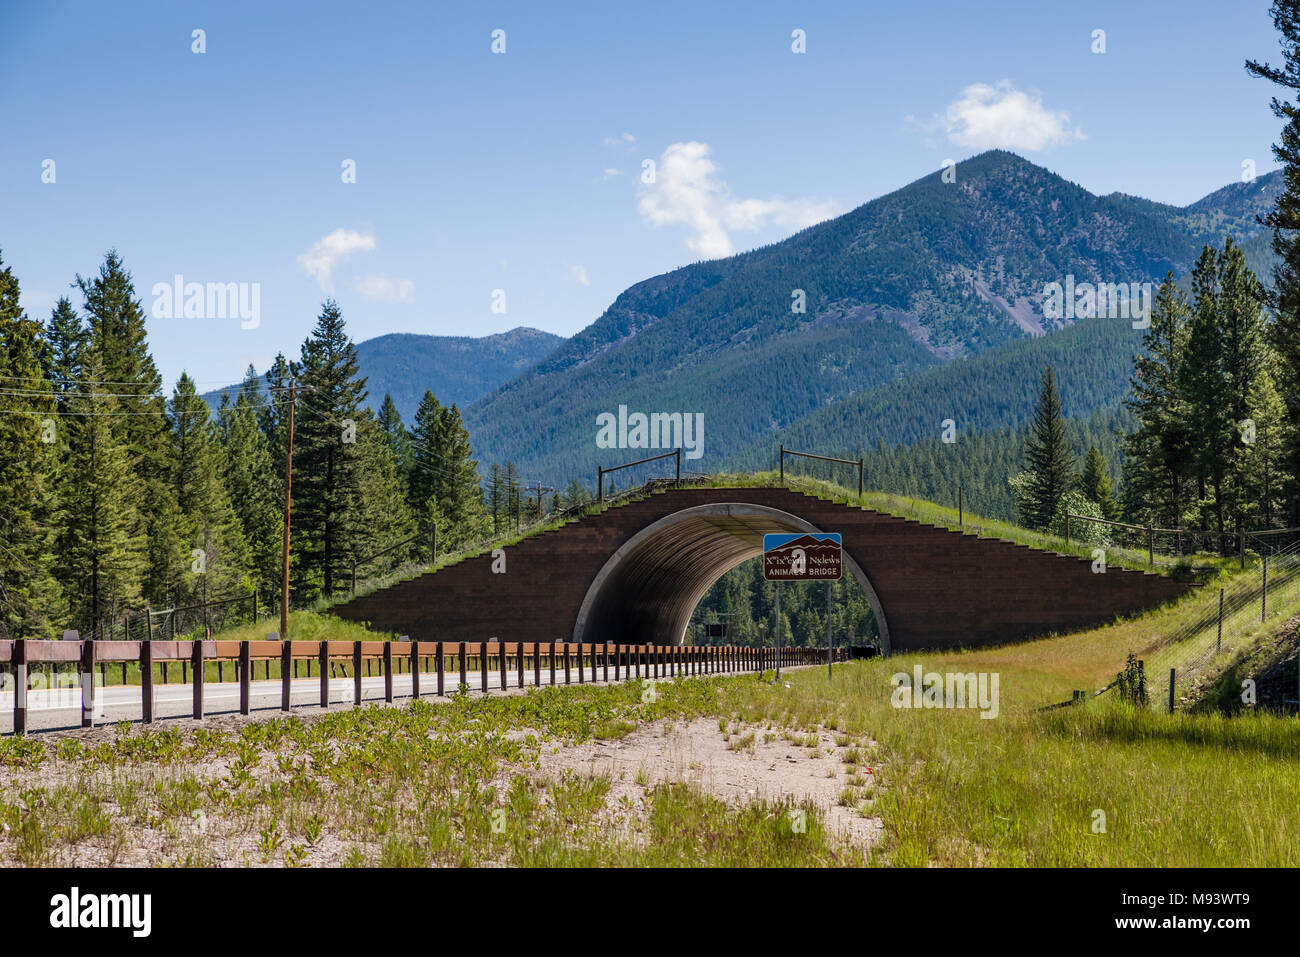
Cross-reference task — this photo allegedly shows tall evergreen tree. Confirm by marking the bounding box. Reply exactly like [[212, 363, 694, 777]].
[[217, 367, 283, 599], [0, 252, 62, 637], [407, 389, 443, 517], [1022, 366, 1075, 529], [292, 300, 367, 598], [1122, 276, 1192, 527], [76, 250, 174, 605], [58, 350, 144, 636], [169, 373, 250, 611], [43, 297, 86, 413], [1248, 6, 1300, 525]]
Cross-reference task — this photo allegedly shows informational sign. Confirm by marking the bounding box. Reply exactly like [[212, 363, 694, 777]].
[[762, 532, 842, 581]]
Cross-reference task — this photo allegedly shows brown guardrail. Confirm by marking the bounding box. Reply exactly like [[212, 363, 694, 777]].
[[0, 638, 844, 735]]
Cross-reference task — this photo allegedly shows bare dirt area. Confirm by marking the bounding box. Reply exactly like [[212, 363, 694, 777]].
[[527, 716, 883, 847]]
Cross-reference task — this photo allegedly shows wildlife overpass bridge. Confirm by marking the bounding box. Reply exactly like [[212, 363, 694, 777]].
[[333, 486, 1192, 652]]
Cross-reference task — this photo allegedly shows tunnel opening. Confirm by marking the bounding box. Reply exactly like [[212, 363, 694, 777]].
[[572, 503, 890, 651]]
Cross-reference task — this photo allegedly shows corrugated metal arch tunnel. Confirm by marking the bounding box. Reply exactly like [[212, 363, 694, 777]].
[[571, 503, 891, 651]]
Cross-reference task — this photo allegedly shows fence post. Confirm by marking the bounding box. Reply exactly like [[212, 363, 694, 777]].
[[549, 639, 556, 685], [319, 641, 329, 707], [352, 641, 363, 707], [141, 639, 154, 723], [81, 636, 96, 729], [281, 640, 292, 712], [12, 639, 25, 735], [411, 639, 421, 699], [498, 640, 507, 691], [192, 639, 205, 720], [603, 641, 610, 682], [1064, 513, 1070, 546], [1148, 526, 1154, 568], [479, 641, 489, 693], [1168, 668, 1176, 714], [564, 642, 572, 684], [1262, 554, 1268, 622], [237, 641, 250, 714], [436, 641, 446, 696], [533, 642, 541, 687], [1217, 589, 1224, 654], [383, 641, 394, 703], [577, 642, 585, 684], [459, 642, 468, 690], [779, 445, 784, 485], [516, 641, 524, 689]]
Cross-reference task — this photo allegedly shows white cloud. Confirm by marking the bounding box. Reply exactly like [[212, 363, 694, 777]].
[[570, 265, 590, 286], [354, 274, 414, 302], [604, 132, 637, 149], [637, 142, 839, 259], [942, 81, 1084, 151], [297, 228, 376, 293], [602, 168, 623, 179]]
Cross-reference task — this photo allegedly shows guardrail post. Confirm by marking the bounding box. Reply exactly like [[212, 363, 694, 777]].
[[498, 639, 507, 690], [603, 641, 610, 682], [319, 641, 329, 707], [436, 641, 446, 696], [411, 639, 421, 699], [384, 641, 394, 703], [11, 640, 25, 735], [533, 642, 541, 687], [81, 636, 95, 728], [459, 642, 468, 690], [549, 639, 556, 685], [141, 639, 154, 723], [516, 641, 524, 689], [352, 641, 362, 707], [564, 642, 572, 684], [190, 639, 204, 719], [480, 641, 489, 693], [239, 641, 251, 714], [281, 640, 292, 712], [577, 642, 585, 684]]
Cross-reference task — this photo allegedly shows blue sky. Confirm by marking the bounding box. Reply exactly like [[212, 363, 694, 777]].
[[0, 0, 1288, 390]]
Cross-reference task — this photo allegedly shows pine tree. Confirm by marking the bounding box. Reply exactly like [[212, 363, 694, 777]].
[[1022, 366, 1075, 529], [432, 403, 486, 545], [217, 367, 283, 599], [293, 300, 368, 598], [169, 373, 251, 612], [1078, 446, 1118, 520], [58, 349, 144, 636], [43, 297, 86, 412], [408, 389, 443, 517], [76, 250, 173, 605], [345, 413, 417, 579], [1248, 8, 1300, 525], [377, 393, 413, 490], [1122, 276, 1192, 527], [0, 251, 62, 637], [488, 463, 505, 533]]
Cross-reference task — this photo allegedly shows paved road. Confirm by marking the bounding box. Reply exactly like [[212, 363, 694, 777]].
[[0, 661, 687, 733]]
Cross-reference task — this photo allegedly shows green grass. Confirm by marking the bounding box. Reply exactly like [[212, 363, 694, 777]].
[[5, 574, 1299, 867]]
